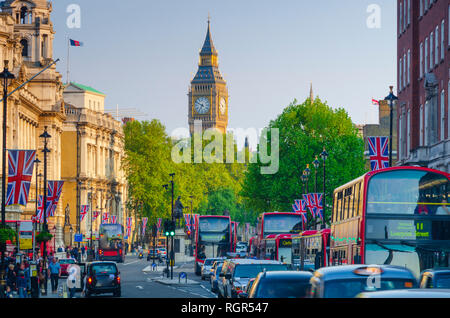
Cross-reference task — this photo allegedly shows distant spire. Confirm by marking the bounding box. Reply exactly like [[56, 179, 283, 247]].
[[200, 14, 217, 55], [310, 83, 314, 104]]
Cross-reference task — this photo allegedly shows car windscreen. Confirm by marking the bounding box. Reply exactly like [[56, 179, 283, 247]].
[[59, 259, 75, 264], [324, 278, 416, 298], [204, 259, 214, 266], [91, 264, 117, 275], [436, 274, 450, 288], [233, 264, 288, 278], [255, 279, 311, 298]]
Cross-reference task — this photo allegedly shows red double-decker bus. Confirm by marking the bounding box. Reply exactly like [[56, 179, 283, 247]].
[[194, 215, 231, 275], [291, 229, 331, 271], [261, 233, 294, 265], [330, 166, 450, 278], [253, 212, 303, 259]]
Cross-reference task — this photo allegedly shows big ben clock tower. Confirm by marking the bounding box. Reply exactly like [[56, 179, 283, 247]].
[[188, 18, 228, 135]]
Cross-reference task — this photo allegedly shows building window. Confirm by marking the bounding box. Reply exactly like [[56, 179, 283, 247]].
[[425, 37, 428, 74], [20, 6, 29, 24], [420, 43, 423, 78], [435, 26, 439, 67], [441, 20, 445, 61], [20, 39, 28, 57], [407, 109, 411, 155], [403, 0, 407, 31], [420, 0, 423, 17], [399, 58, 402, 91], [407, 0, 410, 26], [420, 105, 424, 146], [441, 90, 445, 141], [403, 53, 406, 88], [425, 101, 428, 145], [399, 2, 403, 34], [399, 113, 402, 159], [407, 49, 410, 85], [430, 31, 434, 69]]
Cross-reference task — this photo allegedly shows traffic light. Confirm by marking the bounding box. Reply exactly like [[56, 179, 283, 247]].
[[164, 220, 170, 237], [169, 221, 175, 237]]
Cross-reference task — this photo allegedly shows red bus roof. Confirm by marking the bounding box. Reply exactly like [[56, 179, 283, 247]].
[[199, 215, 231, 219]]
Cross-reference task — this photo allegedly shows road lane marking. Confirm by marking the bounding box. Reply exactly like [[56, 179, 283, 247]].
[[123, 260, 140, 266], [136, 286, 144, 289]]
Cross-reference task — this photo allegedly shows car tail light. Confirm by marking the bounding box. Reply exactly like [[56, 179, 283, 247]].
[[99, 249, 103, 255], [88, 277, 93, 284], [119, 249, 122, 255], [116, 276, 121, 284]]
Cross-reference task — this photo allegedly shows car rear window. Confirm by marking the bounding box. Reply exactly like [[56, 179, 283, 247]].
[[255, 279, 311, 298], [436, 274, 450, 288], [59, 259, 75, 264], [234, 264, 288, 278], [324, 278, 416, 298], [92, 264, 117, 275]]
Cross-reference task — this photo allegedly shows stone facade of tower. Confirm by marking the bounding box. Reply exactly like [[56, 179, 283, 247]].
[[0, 0, 65, 250], [188, 21, 228, 135]]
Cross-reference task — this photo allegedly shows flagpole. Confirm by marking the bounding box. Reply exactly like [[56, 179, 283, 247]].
[[67, 36, 70, 84]]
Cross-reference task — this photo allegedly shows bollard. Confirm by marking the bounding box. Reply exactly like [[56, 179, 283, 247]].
[[179, 272, 187, 284]]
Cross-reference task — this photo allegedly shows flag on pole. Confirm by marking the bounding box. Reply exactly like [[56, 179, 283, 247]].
[[102, 213, 109, 224], [368, 136, 390, 171], [6, 150, 36, 206], [303, 194, 316, 218], [126, 217, 132, 237], [111, 215, 117, 224], [70, 39, 83, 47], [157, 218, 162, 233], [80, 205, 89, 222], [184, 214, 191, 232], [93, 211, 100, 220], [293, 199, 308, 224], [46, 181, 64, 217], [36, 195, 44, 223], [311, 193, 324, 220], [142, 217, 148, 235], [372, 99, 379, 106]]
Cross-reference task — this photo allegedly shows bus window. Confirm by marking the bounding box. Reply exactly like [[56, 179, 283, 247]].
[[351, 185, 356, 218]]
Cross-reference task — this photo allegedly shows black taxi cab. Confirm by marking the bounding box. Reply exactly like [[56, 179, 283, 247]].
[[309, 265, 417, 298]]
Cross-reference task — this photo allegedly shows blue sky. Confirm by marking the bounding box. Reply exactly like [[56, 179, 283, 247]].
[[51, 0, 396, 143]]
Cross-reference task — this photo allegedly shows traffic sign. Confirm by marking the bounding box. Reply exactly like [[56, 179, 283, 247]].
[[74, 234, 83, 242]]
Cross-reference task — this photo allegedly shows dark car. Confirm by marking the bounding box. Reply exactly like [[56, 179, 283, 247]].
[[147, 249, 160, 261], [356, 289, 450, 298], [210, 261, 225, 293], [309, 265, 417, 298], [241, 271, 313, 298], [419, 268, 450, 289], [218, 259, 289, 298], [84, 261, 121, 297]]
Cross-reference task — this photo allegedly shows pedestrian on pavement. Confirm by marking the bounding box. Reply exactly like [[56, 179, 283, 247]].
[[6, 263, 17, 297], [37, 259, 46, 294], [16, 263, 30, 298], [47, 257, 61, 293], [81, 245, 86, 261]]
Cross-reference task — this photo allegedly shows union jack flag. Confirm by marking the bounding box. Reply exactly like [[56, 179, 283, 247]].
[[142, 217, 148, 235], [36, 195, 44, 223], [293, 199, 308, 224], [111, 215, 117, 224], [303, 194, 316, 218], [102, 213, 109, 224], [368, 136, 390, 171], [157, 218, 162, 233], [80, 205, 89, 222], [46, 181, 64, 217], [184, 214, 191, 232], [126, 217, 132, 236], [6, 150, 36, 206], [93, 211, 101, 220], [311, 193, 324, 220]]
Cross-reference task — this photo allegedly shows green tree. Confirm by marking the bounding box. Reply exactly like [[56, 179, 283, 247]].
[[241, 97, 366, 225]]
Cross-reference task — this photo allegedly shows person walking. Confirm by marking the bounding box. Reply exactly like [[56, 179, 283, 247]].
[[6, 263, 17, 298], [81, 245, 86, 261], [37, 259, 46, 295], [47, 257, 61, 293], [16, 263, 30, 298]]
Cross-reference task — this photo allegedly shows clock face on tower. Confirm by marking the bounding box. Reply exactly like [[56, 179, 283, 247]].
[[195, 97, 210, 114], [219, 97, 226, 115]]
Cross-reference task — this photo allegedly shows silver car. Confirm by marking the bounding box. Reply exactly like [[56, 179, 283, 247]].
[[201, 258, 224, 280]]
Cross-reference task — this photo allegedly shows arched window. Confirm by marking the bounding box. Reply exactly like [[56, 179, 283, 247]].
[[20, 7, 28, 24], [20, 39, 28, 57]]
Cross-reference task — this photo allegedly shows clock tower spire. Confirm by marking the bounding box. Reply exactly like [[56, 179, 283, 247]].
[[188, 18, 228, 135]]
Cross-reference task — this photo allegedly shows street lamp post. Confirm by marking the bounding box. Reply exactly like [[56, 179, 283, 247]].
[[69, 225, 73, 247], [303, 164, 310, 194], [39, 126, 51, 294], [76, 181, 82, 249], [32, 157, 41, 261], [162, 184, 169, 278], [0, 60, 15, 296], [384, 86, 398, 167], [320, 147, 329, 229], [169, 173, 175, 280], [313, 156, 320, 193], [89, 186, 94, 250]]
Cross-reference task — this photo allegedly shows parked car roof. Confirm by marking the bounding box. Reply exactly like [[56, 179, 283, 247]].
[[227, 259, 284, 265], [259, 271, 313, 280], [356, 289, 450, 298], [312, 265, 416, 281]]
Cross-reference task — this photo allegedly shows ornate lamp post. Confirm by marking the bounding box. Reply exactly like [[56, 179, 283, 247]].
[[162, 184, 169, 278], [0, 61, 15, 296], [313, 156, 320, 193], [32, 157, 40, 261], [303, 164, 311, 194], [320, 147, 329, 229], [384, 86, 398, 167]]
